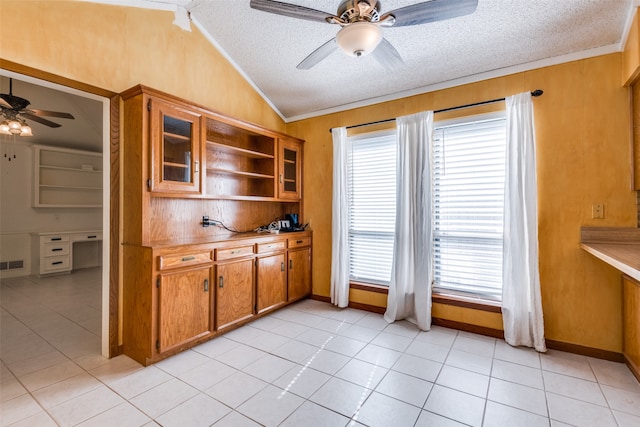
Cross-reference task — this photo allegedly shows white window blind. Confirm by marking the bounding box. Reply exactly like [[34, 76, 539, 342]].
[[433, 116, 507, 301], [347, 132, 396, 285]]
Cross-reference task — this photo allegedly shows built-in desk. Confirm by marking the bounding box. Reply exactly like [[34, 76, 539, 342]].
[[581, 227, 640, 382], [31, 230, 102, 276]]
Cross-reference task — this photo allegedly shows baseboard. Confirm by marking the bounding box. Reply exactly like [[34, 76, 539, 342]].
[[310, 295, 626, 364], [623, 353, 640, 382], [545, 339, 624, 363], [310, 294, 386, 314], [431, 318, 505, 339]]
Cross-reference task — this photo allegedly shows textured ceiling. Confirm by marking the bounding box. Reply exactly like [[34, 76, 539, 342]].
[[149, 0, 635, 121]]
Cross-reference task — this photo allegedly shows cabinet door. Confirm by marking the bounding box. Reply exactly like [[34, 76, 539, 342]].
[[288, 248, 311, 301], [158, 265, 212, 354], [150, 99, 202, 194], [216, 258, 254, 330], [257, 253, 287, 314], [623, 276, 640, 376], [277, 138, 302, 200]]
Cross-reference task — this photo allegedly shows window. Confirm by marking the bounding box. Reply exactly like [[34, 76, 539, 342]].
[[433, 115, 507, 301], [346, 113, 507, 301], [347, 131, 396, 285]]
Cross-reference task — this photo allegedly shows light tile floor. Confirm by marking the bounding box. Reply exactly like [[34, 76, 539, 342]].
[[2, 268, 640, 426]]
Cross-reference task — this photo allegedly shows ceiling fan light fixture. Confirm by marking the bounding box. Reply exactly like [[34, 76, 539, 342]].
[[336, 21, 382, 57], [0, 121, 10, 135], [20, 122, 33, 137]]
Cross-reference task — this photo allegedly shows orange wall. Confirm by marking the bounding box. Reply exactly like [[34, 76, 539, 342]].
[[0, 0, 285, 133], [1, 1, 636, 353], [288, 54, 637, 352]]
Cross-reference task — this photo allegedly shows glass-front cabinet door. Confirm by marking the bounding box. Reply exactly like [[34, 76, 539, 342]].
[[150, 99, 202, 194], [278, 138, 302, 200]]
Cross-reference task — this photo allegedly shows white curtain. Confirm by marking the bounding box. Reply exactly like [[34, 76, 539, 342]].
[[502, 92, 546, 352], [384, 111, 434, 330], [330, 127, 350, 308]]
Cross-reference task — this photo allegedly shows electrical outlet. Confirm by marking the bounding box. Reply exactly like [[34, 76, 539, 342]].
[[592, 203, 604, 219]]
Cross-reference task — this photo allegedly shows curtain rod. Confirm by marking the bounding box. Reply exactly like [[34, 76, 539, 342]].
[[329, 89, 544, 133]]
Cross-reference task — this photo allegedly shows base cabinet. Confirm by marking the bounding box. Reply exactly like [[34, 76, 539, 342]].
[[257, 253, 287, 314], [158, 265, 212, 353], [288, 247, 311, 302], [623, 275, 640, 381], [216, 258, 254, 330], [123, 231, 311, 365]]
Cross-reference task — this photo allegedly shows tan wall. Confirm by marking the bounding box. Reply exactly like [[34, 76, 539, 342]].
[[288, 53, 637, 353], [0, 0, 285, 132]]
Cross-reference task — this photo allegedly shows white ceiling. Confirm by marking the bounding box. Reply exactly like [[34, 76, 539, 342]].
[[132, 0, 635, 121]]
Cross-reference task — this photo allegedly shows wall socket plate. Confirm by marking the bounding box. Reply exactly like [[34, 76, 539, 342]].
[[592, 203, 605, 219]]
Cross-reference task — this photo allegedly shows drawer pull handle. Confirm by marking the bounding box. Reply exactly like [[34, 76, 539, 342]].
[[52, 261, 63, 265], [204, 279, 209, 292], [219, 276, 224, 288], [296, 240, 303, 244], [281, 262, 285, 272], [182, 256, 196, 262], [87, 235, 97, 239], [290, 259, 293, 269], [52, 248, 63, 252], [51, 237, 62, 241]]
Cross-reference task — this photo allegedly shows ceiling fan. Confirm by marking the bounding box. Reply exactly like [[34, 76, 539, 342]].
[[250, 0, 479, 70], [0, 78, 75, 136]]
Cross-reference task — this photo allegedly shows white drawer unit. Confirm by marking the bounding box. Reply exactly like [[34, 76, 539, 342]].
[[31, 230, 102, 276]]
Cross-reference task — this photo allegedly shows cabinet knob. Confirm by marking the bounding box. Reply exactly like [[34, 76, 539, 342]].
[[289, 259, 293, 269], [195, 160, 199, 174], [281, 262, 285, 272], [204, 279, 209, 292], [279, 174, 283, 184], [219, 276, 224, 288]]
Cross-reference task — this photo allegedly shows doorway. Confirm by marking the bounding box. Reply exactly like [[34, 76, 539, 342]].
[[0, 69, 112, 357]]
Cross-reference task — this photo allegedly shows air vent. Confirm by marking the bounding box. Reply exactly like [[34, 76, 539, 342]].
[[1, 260, 24, 270]]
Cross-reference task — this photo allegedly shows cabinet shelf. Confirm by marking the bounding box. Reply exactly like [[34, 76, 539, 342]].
[[33, 145, 103, 208], [163, 161, 189, 169], [207, 141, 274, 159], [40, 184, 102, 191], [40, 165, 102, 174], [207, 167, 274, 180]]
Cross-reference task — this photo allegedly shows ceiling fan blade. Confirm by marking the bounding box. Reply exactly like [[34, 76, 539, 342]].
[[381, 0, 478, 27], [21, 113, 62, 128], [371, 38, 403, 71], [25, 109, 75, 119], [297, 38, 339, 70], [250, 0, 335, 24], [0, 97, 13, 109]]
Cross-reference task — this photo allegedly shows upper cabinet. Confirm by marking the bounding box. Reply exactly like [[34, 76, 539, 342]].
[[278, 138, 302, 200], [123, 86, 302, 202], [150, 99, 202, 194]]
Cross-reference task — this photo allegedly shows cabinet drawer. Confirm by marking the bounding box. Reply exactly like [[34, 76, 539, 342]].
[[70, 232, 102, 242], [43, 242, 70, 257], [216, 245, 254, 260], [257, 241, 286, 253], [159, 252, 212, 270], [288, 237, 310, 248], [41, 235, 70, 244], [43, 255, 70, 272]]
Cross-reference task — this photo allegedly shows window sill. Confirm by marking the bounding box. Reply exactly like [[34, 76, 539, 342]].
[[348, 282, 501, 313]]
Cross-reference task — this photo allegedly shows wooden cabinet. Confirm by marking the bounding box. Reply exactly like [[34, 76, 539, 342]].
[[158, 265, 212, 353], [288, 247, 311, 302], [33, 145, 102, 208], [623, 275, 640, 381], [123, 231, 311, 365], [150, 98, 202, 194], [278, 138, 302, 200], [216, 257, 254, 330], [257, 253, 287, 314]]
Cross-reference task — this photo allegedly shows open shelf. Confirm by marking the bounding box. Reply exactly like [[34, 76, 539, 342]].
[[207, 141, 274, 159], [207, 167, 275, 180]]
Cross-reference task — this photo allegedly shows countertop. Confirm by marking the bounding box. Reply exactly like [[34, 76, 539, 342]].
[[581, 227, 640, 281]]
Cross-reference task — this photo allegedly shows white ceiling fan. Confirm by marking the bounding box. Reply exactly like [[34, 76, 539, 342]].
[[250, 0, 479, 70]]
